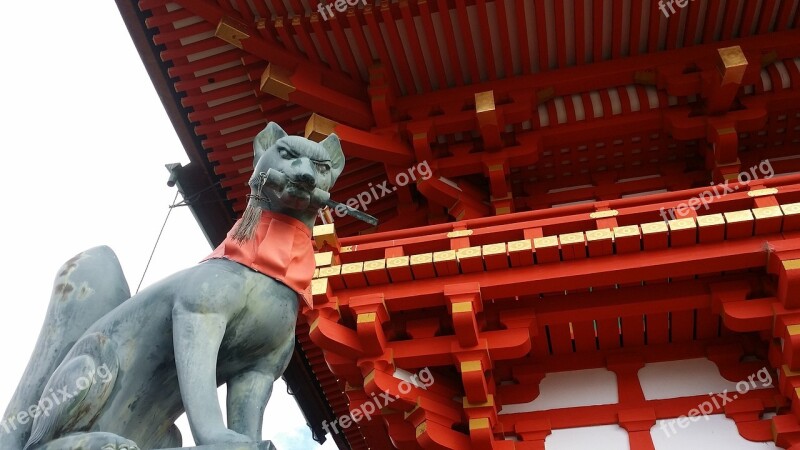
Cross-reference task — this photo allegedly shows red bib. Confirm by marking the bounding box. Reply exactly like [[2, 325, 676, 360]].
[[203, 210, 315, 308]]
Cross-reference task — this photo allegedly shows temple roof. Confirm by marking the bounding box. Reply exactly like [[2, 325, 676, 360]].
[[115, 0, 799, 448]]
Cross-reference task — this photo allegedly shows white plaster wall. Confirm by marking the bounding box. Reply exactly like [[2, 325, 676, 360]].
[[503, 359, 777, 448], [651, 415, 778, 449], [638, 358, 773, 400], [500, 368, 618, 414], [545, 424, 630, 450]]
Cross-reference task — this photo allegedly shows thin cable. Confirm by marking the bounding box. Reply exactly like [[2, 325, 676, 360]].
[[170, 180, 222, 208], [136, 191, 180, 294]]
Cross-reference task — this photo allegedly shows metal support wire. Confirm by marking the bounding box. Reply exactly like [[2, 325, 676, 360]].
[[136, 190, 180, 293]]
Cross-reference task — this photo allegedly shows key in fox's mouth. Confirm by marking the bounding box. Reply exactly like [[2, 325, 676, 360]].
[[284, 181, 312, 198]]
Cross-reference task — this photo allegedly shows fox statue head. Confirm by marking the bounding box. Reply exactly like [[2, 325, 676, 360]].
[[232, 122, 345, 241]]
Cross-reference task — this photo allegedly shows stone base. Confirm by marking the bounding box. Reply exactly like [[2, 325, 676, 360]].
[[161, 441, 276, 450]]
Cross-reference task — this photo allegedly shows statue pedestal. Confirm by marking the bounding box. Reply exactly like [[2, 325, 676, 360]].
[[161, 441, 276, 450]]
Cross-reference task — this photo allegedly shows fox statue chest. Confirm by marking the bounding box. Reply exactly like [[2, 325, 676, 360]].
[[203, 210, 316, 308]]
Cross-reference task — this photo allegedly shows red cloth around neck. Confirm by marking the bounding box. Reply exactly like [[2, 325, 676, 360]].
[[203, 210, 314, 308]]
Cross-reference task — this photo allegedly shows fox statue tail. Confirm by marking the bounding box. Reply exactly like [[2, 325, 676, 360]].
[[0, 246, 130, 450]]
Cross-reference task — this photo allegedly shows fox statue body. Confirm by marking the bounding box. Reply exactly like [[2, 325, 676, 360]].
[[0, 122, 344, 450]]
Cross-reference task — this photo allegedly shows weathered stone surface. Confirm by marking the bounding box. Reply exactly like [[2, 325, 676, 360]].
[[161, 441, 276, 450], [1, 123, 343, 450], [0, 246, 130, 450]]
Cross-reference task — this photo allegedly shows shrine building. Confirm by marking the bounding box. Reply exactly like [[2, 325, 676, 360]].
[[117, 0, 800, 448]]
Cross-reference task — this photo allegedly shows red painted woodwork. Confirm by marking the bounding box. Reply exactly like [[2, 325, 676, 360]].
[[133, 0, 800, 448]]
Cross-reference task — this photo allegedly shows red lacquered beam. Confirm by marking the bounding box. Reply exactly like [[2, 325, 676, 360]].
[[152, 21, 214, 45], [456, 1, 481, 83], [145, 8, 194, 28], [379, 3, 417, 93], [399, 1, 432, 91], [475, 0, 497, 79], [346, 10, 375, 84], [329, 15, 362, 82], [515, 0, 532, 74]]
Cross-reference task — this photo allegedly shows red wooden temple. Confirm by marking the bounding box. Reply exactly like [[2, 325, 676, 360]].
[[117, 0, 800, 448]]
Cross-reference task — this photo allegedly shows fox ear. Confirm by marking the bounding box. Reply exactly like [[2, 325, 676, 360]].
[[253, 122, 287, 165], [320, 133, 345, 185]]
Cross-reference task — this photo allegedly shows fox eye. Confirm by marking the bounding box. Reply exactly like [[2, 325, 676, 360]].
[[278, 147, 295, 159], [315, 162, 330, 174]]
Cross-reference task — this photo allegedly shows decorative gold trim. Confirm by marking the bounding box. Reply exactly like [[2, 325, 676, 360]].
[[305, 113, 338, 142], [696, 214, 725, 227], [782, 202, 800, 216], [364, 259, 386, 271], [752, 206, 782, 219], [433, 250, 457, 262], [613, 225, 639, 237], [783, 364, 800, 377], [403, 402, 420, 420], [748, 188, 778, 197], [314, 252, 333, 267], [724, 210, 754, 223], [215, 16, 250, 49], [318, 265, 341, 278], [456, 247, 481, 258], [364, 370, 375, 386], [641, 221, 668, 234], [410, 253, 433, 265], [668, 218, 696, 230], [447, 230, 473, 238], [482, 243, 506, 255], [507, 239, 532, 251], [452, 302, 473, 313], [475, 91, 496, 113], [340, 262, 363, 274], [260, 64, 295, 100], [533, 236, 558, 248], [463, 394, 494, 408], [469, 418, 490, 430], [586, 229, 613, 241], [313, 223, 336, 237], [589, 210, 618, 219], [559, 232, 584, 243], [386, 256, 410, 268], [783, 259, 800, 271], [357, 312, 377, 323], [311, 278, 329, 296], [717, 45, 748, 85], [461, 361, 482, 372]]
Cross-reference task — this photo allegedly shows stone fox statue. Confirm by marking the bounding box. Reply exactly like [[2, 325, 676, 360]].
[[0, 122, 344, 450]]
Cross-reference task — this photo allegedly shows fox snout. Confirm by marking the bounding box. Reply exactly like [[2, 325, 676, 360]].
[[285, 164, 317, 191], [292, 171, 315, 188]]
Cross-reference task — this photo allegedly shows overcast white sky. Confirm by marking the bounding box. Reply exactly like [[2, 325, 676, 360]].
[[0, 2, 336, 449]]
